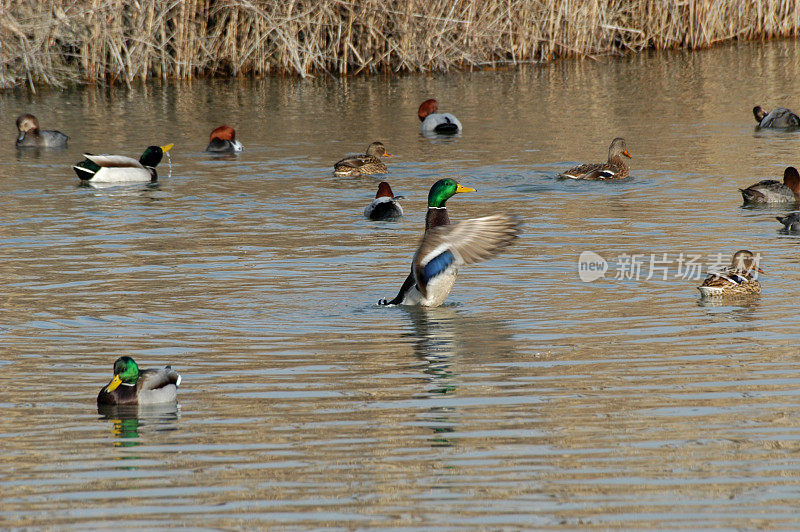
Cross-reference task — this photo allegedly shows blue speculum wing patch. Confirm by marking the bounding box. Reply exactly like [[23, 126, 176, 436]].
[[423, 250, 455, 282]]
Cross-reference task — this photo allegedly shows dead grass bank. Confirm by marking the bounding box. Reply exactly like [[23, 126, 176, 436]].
[[1, 0, 798, 89]]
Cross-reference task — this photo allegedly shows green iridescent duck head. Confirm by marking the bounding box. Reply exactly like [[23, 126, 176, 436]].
[[139, 144, 173, 167], [104, 356, 140, 392], [427, 178, 476, 207]]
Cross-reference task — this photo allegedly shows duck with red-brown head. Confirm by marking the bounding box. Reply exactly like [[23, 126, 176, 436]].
[[15, 113, 69, 148], [418, 99, 462, 136], [364, 181, 404, 221], [205, 125, 243, 153], [740, 166, 800, 204]]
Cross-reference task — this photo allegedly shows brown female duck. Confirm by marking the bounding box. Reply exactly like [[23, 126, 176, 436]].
[[697, 250, 763, 298], [560, 137, 631, 180], [334, 142, 391, 176]]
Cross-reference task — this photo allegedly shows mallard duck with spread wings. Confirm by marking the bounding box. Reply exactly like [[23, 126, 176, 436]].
[[378, 178, 520, 307]]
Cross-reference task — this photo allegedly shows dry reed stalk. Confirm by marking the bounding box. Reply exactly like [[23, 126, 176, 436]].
[[1, 0, 799, 89]]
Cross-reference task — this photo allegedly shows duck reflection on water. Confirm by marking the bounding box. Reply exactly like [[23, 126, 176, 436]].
[[98, 403, 180, 449], [400, 305, 518, 447]]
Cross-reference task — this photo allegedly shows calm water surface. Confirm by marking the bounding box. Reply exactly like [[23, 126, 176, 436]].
[[3, 41, 800, 528]]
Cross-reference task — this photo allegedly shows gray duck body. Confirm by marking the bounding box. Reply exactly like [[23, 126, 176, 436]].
[[15, 114, 69, 148], [740, 167, 800, 204], [776, 212, 800, 231], [753, 106, 800, 129], [97, 366, 181, 406]]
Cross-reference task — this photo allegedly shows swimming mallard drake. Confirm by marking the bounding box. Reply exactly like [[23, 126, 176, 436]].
[[418, 99, 462, 135], [364, 182, 404, 220], [378, 178, 521, 307], [560, 137, 631, 180], [753, 106, 800, 129], [334, 142, 391, 176], [97, 356, 182, 406], [73, 144, 173, 183], [697, 250, 763, 298], [776, 212, 800, 231], [15, 113, 69, 148], [740, 166, 800, 204], [205, 125, 243, 153]]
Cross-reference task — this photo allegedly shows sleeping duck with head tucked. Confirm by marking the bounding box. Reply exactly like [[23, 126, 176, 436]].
[[377, 178, 520, 307]]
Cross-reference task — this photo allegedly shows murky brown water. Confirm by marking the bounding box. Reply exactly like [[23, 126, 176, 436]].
[[3, 40, 800, 528]]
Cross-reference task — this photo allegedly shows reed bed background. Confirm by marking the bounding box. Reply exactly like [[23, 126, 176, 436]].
[[1, 0, 798, 89]]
